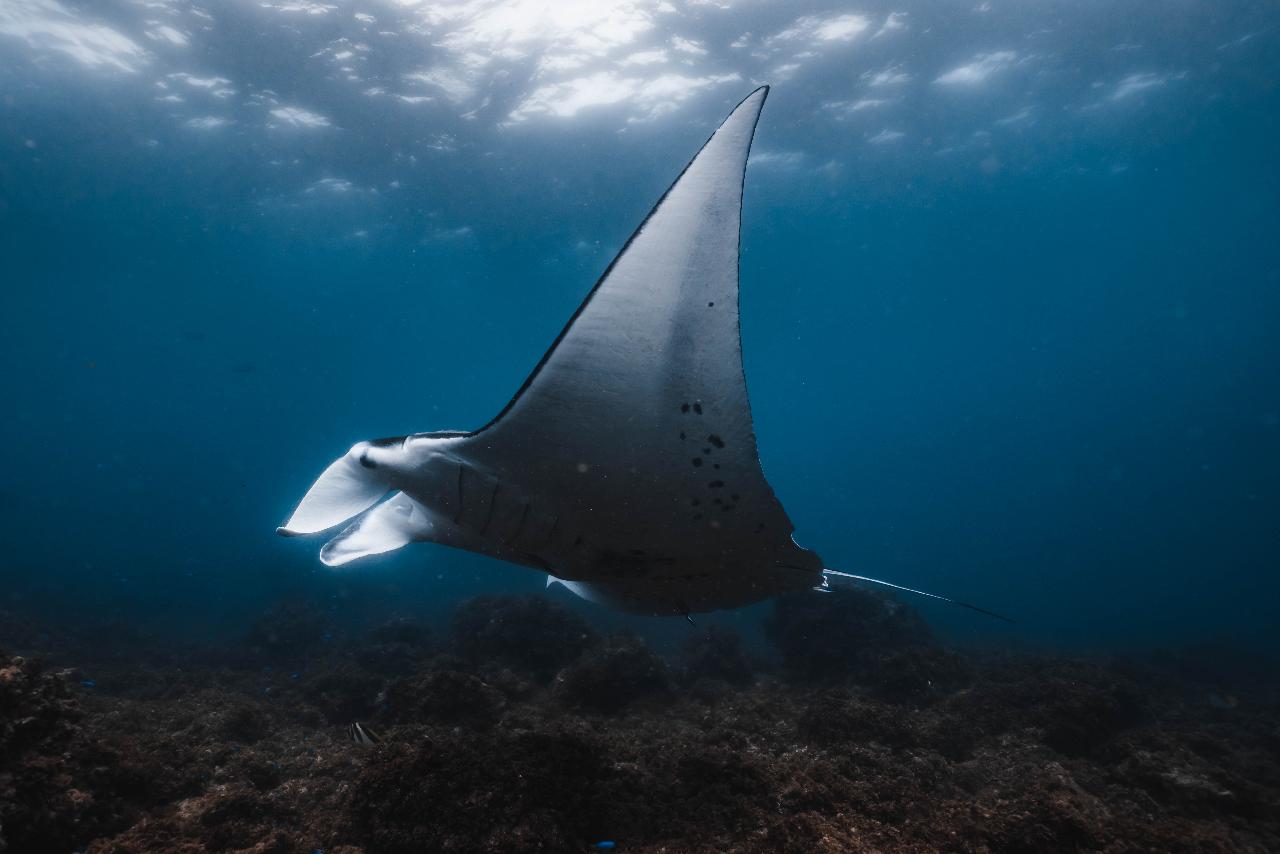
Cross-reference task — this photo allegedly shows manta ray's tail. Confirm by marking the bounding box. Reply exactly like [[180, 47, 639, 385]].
[[820, 569, 1015, 623], [276, 441, 395, 536]]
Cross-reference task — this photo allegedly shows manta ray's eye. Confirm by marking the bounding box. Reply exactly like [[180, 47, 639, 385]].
[[358, 450, 377, 469]]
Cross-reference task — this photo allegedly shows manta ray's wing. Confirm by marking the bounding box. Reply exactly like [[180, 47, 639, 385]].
[[458, 87, 803, 559]]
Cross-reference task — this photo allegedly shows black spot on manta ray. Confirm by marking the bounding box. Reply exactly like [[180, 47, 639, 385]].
[[707, 434, 725, 449], [692, 458, 703, 467], [713, 464, 720, 470], [707, 301, 715, 307], [708, 480, 724, 489], [702, 447, 712, 455], [679, 431, 686, 440], [692, 403, 703, 414], [681, 403, 690, 413], [690, 498, 700, 507]]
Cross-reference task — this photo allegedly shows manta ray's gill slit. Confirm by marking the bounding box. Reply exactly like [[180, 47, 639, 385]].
[[504, 502, 531, 546], [479, 483, 501, 535], [453, 464, 465, 523]]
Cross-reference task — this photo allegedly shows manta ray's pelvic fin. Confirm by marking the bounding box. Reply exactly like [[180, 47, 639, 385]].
[[821, 569, 1015, 623]]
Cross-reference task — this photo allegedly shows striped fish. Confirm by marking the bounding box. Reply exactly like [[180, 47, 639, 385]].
[[347, 721, 382, 746]]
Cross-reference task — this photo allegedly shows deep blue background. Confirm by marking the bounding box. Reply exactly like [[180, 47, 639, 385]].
[[2, 0, 1277, 654]]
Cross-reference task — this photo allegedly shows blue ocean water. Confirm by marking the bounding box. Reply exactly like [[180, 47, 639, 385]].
[[1, 0, 1277, 655]]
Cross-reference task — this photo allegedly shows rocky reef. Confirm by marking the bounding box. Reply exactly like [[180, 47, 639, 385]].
[[0, 589, 1277, 852]]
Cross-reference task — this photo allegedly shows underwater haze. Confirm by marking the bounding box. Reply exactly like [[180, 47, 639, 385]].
[[5, 3, 1280, 853], [3, 0, 1280, 654]]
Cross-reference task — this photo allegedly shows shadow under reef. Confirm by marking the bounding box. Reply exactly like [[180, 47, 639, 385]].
[[1, 588, 1277, 853]]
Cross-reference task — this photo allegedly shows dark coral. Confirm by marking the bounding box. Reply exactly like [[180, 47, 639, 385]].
[[450, 593, 597, 679], [346, 726, 611, 852], [0, 651, 133, 853], [298, 661, 386, 724], [554, 633, 673, 713], [765, 587, 972, 699], [354, 618, 433, 675], [0, 596, 1277, 853], [380, 668, 506, 728], [241, 601, 332, 661], [923, 656, 1148, 759], [678, 623, 754, 687]]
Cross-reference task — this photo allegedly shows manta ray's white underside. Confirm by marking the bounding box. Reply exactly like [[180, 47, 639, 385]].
[[278, 87, 825, 615]]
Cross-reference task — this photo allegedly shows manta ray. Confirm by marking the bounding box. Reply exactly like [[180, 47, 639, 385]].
[[278, 87, 1009, 622]]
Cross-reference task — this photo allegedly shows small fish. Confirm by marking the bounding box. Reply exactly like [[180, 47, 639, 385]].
[[595, 843, 616, 850], [1208, 691, 1239, 710], [80, 679, 97, 689], [347, 721, 382, 746]]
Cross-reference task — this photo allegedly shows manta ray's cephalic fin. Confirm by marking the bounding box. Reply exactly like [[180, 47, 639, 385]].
[[277, 438, 405, 536]]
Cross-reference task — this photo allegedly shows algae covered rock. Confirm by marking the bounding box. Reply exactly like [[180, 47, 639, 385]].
[[678, 623, 754, 687], [554, 633, 672, 713], [345, 727, 611, 852], [0, 651, 119, 853], [765, 587, 964, 699], [450, 594, 597, 679], [380, 668, 506, 728]]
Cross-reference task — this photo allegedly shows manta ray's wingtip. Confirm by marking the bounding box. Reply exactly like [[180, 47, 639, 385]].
[[733, 85, 769, 126]]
